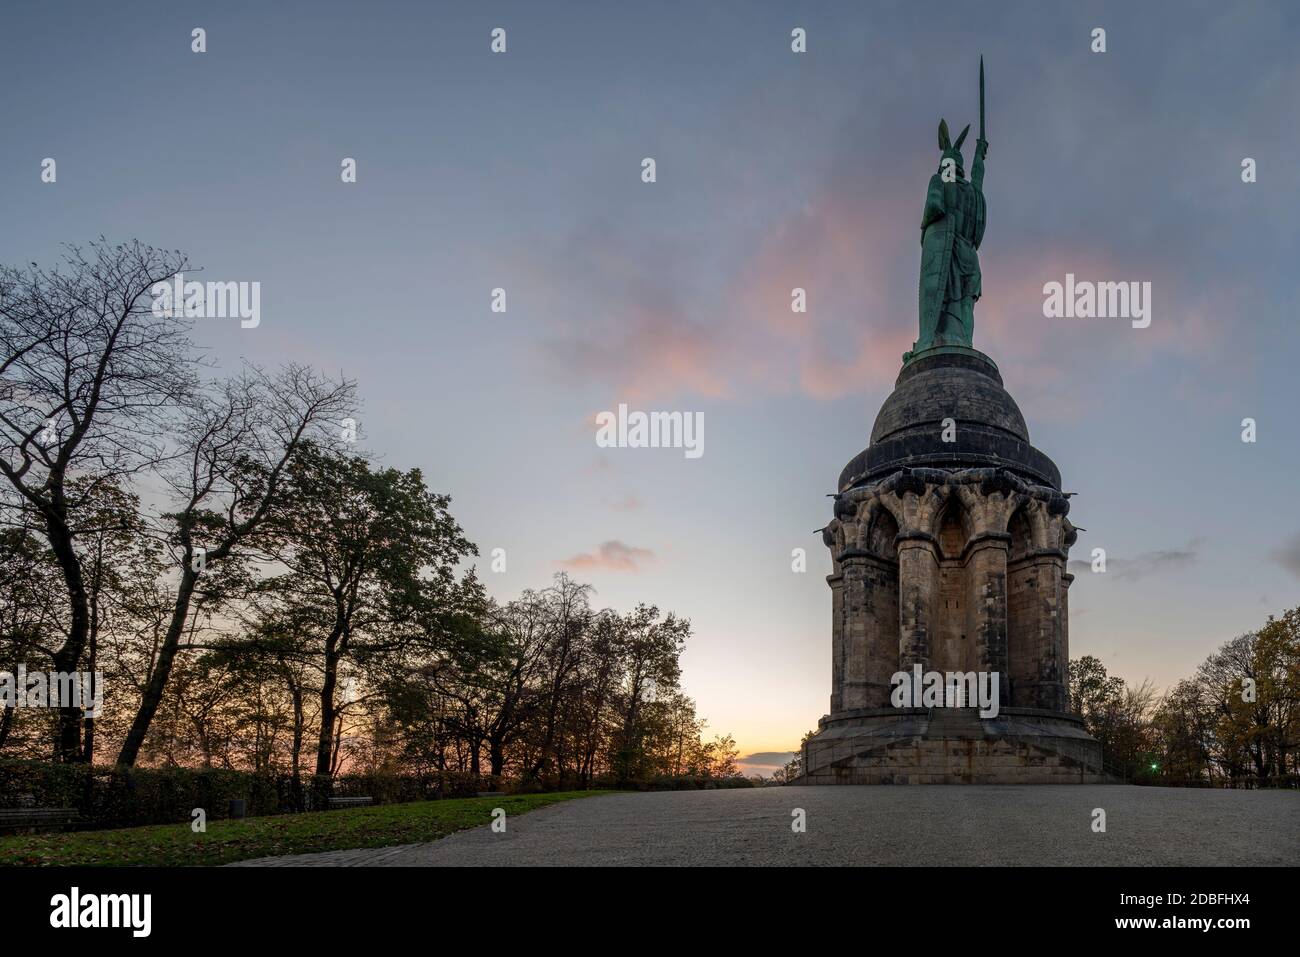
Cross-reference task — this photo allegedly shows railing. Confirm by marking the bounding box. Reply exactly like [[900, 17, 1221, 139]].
[[1099, 750, 1129, 783]]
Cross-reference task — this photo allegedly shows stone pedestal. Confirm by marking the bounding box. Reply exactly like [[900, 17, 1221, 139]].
[[802, 708, 1108, 785]]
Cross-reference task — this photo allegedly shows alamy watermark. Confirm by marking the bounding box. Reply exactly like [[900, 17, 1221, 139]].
[[50, 887, 150, 937], [890, 665, 1000, 718], [150, 273, 260, 328], [594, 403, 703, 459], [1042, 273, 1151, 329], [0, 666, 103, 717]]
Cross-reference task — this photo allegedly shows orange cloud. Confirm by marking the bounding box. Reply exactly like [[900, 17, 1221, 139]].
[[530, 171, 1239, 416], [558, 540, 655, 573], [974, 246, 1236, 418]]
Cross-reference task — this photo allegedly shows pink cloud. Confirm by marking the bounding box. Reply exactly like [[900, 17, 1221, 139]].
[[529, 171, 1242, 417], [558, 540, 655, 573], [973, 247, 1238, 419], [534, 182, 921, 405], [544, 300, 730, 404]]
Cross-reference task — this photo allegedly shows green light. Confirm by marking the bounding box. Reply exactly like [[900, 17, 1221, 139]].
[[1150, 763, 1158, 771]]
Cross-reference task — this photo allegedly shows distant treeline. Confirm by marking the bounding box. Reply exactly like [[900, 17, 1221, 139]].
[[1066, 607, 1299, 787], [0, 240, 741, 792]]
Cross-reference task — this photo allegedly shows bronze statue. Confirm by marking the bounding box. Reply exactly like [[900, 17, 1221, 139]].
[[907, 58, 990, 362]]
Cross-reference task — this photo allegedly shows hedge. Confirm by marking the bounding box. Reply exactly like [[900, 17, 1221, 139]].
[[0, 760, 485, 830]]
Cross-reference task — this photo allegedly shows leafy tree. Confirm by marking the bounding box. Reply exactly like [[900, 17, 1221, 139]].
[[611, 603, 689, 785], [1151, 678, 1216, 782], [1197, 612, 1300, 782], [251, 445, 480, 778], [1068, 655, 1155, 778]]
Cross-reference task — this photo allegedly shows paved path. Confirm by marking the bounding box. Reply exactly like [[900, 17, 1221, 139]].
[[228, 786, 1298, 867]]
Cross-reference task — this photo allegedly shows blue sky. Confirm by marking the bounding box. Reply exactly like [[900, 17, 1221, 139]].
[[3, 1, 1299, 770]]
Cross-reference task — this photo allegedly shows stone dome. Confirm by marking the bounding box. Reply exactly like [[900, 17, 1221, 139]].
[[839, 346, 1061, 491]]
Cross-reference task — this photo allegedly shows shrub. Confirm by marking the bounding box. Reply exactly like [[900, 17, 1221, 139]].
[[0, 761, 492, 829]]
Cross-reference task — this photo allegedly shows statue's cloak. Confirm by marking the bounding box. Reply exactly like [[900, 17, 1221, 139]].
[[918, 174, 985, 347], [918, 173, 955, 345]]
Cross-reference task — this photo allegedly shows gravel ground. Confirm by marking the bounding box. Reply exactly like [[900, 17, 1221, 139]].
[[228, 785, 1298, 867]]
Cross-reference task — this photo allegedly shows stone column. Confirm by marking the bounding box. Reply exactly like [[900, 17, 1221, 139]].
[[839, 559, 870, 709], [1005, 546, 1074, 710], [966, 533, 1010, 704], [897, 534, 939, 676], [827, 570, 845, 713], [1036, 555, 1068, 711]]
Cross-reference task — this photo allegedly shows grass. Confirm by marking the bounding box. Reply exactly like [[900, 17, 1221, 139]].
[[0, 791, 608, 867]]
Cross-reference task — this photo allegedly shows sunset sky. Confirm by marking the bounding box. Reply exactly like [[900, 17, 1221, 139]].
[[3, 1, 1299, 775]]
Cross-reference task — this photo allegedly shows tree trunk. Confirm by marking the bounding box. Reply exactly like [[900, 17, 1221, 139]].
[[83, 552, 101, 764], [489, 737, 505, 777], [115, 567, 198, 766], [46, 510, 90, 763], [289, 675, 304, 779], [330, 711, 344, 775], [314, 629, 343, 777], [82, 641, 96, 764]]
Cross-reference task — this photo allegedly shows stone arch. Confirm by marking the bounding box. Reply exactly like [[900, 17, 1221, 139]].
[[935, 493, 971, 560], [868, 506, 900, 560], [1007, 502, 1034, 561], [1027, 500, 1051, 549], [927, 492, 978, 675]]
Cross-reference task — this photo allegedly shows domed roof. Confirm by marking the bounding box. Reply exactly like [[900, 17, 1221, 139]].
[[839, 347, 1061, 491], [870, 349, 1028, 445]]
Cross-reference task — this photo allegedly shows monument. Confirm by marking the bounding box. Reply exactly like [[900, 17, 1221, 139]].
[[799, 61, 1107, 784]]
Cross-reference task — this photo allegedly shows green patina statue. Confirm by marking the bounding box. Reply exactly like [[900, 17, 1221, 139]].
[[906, 58, 990, 363]]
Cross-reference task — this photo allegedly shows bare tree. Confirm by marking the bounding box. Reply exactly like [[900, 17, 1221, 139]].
[[0, 240, 195, 761], [115, 364, 354, 766]]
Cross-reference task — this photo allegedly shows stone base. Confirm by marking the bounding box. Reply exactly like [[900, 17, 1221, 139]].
[[902, 342, 998, 370], [796, 707, 1111, 785]]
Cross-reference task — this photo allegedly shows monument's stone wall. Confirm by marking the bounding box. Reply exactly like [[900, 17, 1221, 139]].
[[800, 347, 1106, 784], [820, 466, 1075, 713], [830, 556, 898, 712]]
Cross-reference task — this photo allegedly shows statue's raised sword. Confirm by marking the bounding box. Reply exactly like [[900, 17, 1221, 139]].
[[979, 55, 986, 147]]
